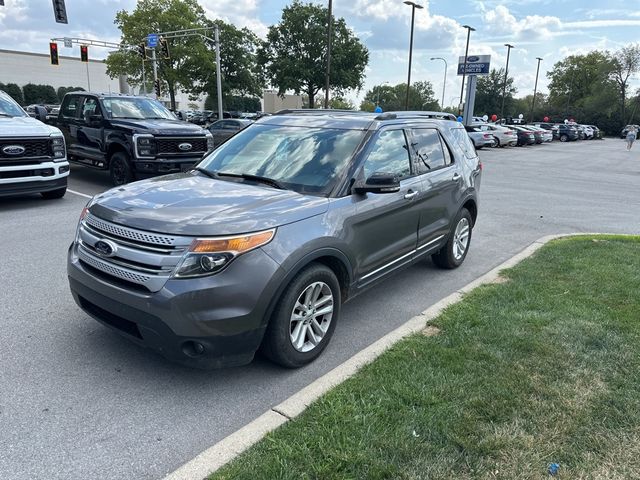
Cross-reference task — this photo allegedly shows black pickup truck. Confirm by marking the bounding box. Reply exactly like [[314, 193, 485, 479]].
[[56, 92, 213, 185]]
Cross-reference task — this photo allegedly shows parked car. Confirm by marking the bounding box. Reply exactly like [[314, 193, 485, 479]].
[[530, 122, 554, 131], [0, 90, 69, 198], [55, 92, 214, 185], [551, 124, 579, 142], [67, 109, 482, 368], [523, 125, 552, 143], [509, 126, 536, 146], [208, 119, 253, 146], [621, 125, 640, 138], [469, 123, 517, 147], [588, 125, 603, 139], [575, 124, 594, 139], [464, 125, 494, 149]]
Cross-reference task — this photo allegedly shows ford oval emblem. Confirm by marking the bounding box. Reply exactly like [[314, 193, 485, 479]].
[[467, 56, 480, 62], [178, 143, 193, 151], [2, 145, 26, 155], [94, 239, 118, 257]]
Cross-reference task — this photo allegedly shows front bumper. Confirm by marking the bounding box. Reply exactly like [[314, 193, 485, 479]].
[[67, 243, 285, 368], [133, 156, 206, 176], [0, 161, 69, 197]]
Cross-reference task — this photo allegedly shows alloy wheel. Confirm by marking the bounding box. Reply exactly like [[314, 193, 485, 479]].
[[289, 282, 334, 353], [452, 217, 470, 261]]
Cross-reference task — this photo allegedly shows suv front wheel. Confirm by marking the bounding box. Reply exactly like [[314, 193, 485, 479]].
[[432, 208, 473, 269], [262, 263, 340, 368]]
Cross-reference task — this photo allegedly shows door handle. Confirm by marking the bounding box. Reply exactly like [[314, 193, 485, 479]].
[[404, 190, 419, 200], [452, 173, 462, 181]]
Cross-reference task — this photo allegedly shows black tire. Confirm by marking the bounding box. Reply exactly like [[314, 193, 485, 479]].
[[261, 263, 341, 368], [109, 152, 134, 186], [41, 187, 66, 199], [432, 208, 473, 269], [560, 134, 568, 142], [492, 137, 500, 148]]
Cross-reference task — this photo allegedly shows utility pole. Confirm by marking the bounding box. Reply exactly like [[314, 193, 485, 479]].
[[324, 0, 333, 109], [151, 47, 158, 99], [530, 57, 543, 122], [430, 57, 447, 108], [500, 43, 514, 123], [215, 25, 223, 120], [141, 57, 146, 95], [403, 1, 423, 110]]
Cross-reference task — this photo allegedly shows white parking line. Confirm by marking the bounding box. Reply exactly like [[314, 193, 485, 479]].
[[162, 232, 603, 480], [67, 189, 93, 199]]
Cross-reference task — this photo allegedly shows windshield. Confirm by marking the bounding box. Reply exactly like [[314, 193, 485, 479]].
[[102, 97, 176, 120], [198, 124, 365, 195], [0, 93, 27, 117]]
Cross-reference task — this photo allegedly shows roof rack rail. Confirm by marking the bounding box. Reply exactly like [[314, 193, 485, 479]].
[[274, 109, 369, 116], [380, 111, 458, 121]]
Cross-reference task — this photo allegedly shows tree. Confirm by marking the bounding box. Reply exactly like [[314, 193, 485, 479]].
[[328, 95, 355, 110], [608, 44, 640, 124], [259, 1, 369, 109], [0, 83, 24, 105], [57, 86, 85, 103], [105, 0, 215, 110], [22, 84, 58, 105], [474, 68, 516, 118], [360, 81, 438, 112]]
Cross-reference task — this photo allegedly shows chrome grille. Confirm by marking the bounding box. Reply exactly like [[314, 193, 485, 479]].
[[77, 215, 193, 292]]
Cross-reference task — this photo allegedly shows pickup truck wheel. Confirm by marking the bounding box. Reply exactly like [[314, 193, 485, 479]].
[[432, 208, 472, 269], [261, 263, 340, 368], [109, 152, 134, 186], [41, 187, 66, 199]]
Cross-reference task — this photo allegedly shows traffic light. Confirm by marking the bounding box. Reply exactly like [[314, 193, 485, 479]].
[[159, 37, 170, 60], [80, 45, 88, 62], [138, 43, 147, 60], [52, 0, 68, 24], [49, 42, 59, 66], [154, 80, 161, 97]]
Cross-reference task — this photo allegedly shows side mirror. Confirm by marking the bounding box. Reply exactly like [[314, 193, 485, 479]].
[[35, 105, 48, 122], [353, 172, 401, 194]]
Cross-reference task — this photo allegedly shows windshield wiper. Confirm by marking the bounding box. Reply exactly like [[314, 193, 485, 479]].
[[195, 167, 216, 179], [0, 113, 14, 117], [216, 171, 286, 190]]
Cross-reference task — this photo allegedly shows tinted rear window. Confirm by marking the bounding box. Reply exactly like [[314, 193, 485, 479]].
[[449, 127, 476, 159]]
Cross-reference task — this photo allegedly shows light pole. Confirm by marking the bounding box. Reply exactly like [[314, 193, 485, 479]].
[[500, 43, 514, 122], [530, 57, 543, 122], [430, 57, 447, 109], [404, 1, 423, 110], [458, 24, 475, 116], [376, 81, 389, 107], [324, 0, 333, 109]]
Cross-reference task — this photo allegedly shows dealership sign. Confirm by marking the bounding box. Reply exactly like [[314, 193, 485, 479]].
[[457, 55, 491, 75]]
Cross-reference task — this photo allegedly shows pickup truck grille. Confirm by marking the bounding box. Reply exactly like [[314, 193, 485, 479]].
[[156, 137, 207, 155], [77, 213, 193, 292], [0, 138, 52, 159]]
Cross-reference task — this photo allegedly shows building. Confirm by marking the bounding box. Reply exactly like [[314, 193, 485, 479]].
[[262, 90, 304, 113], [0, 48, 201, 109]]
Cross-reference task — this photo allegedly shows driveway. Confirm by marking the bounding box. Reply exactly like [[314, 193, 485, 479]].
[[1, 139, 638, 479]]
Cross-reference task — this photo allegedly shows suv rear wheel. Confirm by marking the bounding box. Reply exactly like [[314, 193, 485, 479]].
[[560, 134, 568, 142], [262, 263, 340, 368], [109, 152, 134, 186], [432, 208, 473, 269]]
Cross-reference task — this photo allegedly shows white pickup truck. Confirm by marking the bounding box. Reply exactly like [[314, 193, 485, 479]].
[[0, 90, 69, 199]]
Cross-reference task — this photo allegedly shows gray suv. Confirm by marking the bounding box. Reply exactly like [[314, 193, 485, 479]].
[[67, 110, 482, 368]]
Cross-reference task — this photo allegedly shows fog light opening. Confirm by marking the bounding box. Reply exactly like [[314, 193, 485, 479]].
[[182, 340, 206, 357]]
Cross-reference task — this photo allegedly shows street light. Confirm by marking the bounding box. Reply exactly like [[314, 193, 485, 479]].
[[404, 1, 423, 110], [324, 0, 333, 109], [500, 43, 514, 123], [458, 24, 475, 116], [430, 57, 447, 109], [530, 57, 543, 122]]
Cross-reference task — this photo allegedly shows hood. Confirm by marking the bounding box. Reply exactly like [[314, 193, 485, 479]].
[[109, 118, 207, 136], [89, 172, 329, 236], [0, 116, 60, 137]]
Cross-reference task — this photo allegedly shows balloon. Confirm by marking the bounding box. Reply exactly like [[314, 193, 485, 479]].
[[457, 116, 463, 122], [374, 106, 383, 113], [564, 119, 568, 124], [491, 114, 498, 122], [482, 114, 488, 122], [518, 113, 524, 119], [569, 118, 575, 123], [543, 116, 549, 122]]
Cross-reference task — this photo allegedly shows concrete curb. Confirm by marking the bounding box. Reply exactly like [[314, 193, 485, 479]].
[[161, 232, 600, 480]]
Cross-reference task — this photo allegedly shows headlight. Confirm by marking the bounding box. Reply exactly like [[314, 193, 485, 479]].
[[205, 132, 214, 151], [173, 229, 275, 278], [50, 135, 66, 161], [135, 135, 156, 158]]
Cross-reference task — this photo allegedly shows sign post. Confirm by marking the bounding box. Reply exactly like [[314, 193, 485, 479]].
[[457, 54, 491, 125], [146, 33, 159, 49]]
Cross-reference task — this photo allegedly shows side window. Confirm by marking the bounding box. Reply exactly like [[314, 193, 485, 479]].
[[61, 96, 82, 118], [411, 129, 447, 174], [81, 98, 100, 120], [362, 129, 411, 179], [450, 127, 477, 159]]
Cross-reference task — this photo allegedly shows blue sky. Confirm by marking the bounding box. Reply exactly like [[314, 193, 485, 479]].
[[1, 0, 639, 108]]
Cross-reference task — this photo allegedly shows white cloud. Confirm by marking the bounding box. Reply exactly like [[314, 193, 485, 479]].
[[482, 5, 561, 40], [198, 0, 268, 37]]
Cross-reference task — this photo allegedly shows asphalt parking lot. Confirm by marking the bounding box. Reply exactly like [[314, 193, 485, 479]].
[[1, 139, 639, 480]]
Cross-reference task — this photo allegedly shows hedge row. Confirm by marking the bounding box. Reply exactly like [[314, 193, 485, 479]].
[[0, 82, 85, 106]]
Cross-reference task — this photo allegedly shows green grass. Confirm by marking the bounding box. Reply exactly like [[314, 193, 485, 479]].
[[210, 236, 640, 480]]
